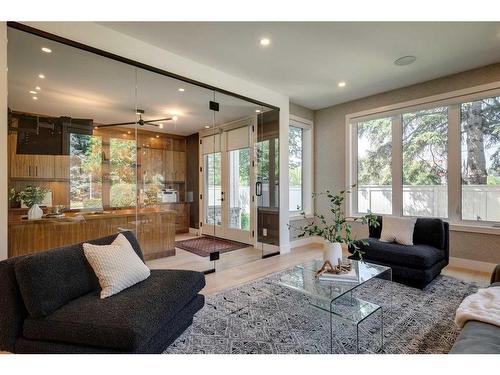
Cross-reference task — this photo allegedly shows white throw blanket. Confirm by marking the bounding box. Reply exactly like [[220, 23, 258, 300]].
[[455, 286, 500, 328]]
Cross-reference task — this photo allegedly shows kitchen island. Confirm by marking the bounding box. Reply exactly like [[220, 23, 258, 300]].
[[8, 208, 176, 260]]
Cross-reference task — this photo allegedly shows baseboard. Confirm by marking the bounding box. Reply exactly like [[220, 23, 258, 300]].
[[290, 236, 323, 249], [449, 257, 497, 273], [189, 227, 200, 236]]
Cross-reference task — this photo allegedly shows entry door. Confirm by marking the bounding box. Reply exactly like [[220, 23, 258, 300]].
[[200, 125, 254, 244], [200, 131, 224, 238], [223, 125, 253, 244]]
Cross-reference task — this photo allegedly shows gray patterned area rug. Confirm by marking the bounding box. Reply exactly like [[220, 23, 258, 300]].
[[165, 272, 480, 354]]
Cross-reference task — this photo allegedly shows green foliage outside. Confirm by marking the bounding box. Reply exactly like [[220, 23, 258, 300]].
[[240, 212, 250, 231], [110, 183, 136, 207], [357, 97, 500, 188]]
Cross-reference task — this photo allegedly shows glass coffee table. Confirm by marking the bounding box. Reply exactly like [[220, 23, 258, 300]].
[[278, 259, 392, 353]]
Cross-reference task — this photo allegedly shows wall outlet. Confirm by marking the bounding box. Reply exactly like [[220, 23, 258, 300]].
[[263, 228, 268, 236]]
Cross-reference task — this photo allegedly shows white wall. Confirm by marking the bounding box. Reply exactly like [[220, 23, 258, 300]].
[[0, 23, 7, 260], [1, 21, 291, 256]]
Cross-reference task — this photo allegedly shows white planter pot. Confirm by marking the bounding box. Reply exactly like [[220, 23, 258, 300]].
[[27, 204, 43, 220], [323, 241, 343, 266]]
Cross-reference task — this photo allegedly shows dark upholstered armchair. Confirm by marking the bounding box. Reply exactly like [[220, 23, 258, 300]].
[[349, 216, 449, 289]]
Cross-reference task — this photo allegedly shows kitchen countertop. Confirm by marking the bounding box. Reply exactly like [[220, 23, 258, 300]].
[[9, 208, 176, 225]]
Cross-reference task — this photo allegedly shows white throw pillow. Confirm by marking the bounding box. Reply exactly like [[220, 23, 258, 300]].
[[379, 216, 417, 245], [83, 233, 150, 299]]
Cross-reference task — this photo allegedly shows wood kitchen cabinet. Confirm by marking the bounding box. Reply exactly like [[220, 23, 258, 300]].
[[173, 151, 186, 182], [10, 154, 55, 179], [54, 155, 70, 180], [164, 150, 175, 181], [142, 148, 164, 180]]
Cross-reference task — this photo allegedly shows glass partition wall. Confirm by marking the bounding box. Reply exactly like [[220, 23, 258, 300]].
[[6, 25, 279, 273]]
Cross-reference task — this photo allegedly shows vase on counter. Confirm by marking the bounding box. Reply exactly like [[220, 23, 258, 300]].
[[323, 241, 343, 266], [27, 204, 43, 220]]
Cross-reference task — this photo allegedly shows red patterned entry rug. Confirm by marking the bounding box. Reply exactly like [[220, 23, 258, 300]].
[[175, 236, 250, 257]]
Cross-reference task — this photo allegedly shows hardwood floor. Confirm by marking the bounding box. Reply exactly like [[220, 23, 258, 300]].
[[148, 238, 492, 295]]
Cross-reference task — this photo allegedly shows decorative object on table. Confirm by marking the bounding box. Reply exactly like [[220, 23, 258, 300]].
[[315, 259, 352, 278], [289, 185, 379, 267], [17, 186, 50, 220]]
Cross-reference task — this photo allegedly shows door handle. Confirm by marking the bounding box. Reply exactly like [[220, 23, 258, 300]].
[[256, 181, 262, 196]]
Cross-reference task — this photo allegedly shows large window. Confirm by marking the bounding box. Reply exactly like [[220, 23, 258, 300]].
[[289, 118, 313, 214], [348, 90, 500, 225], [402, 107, 448, 218], [110, 138, 137, 208], [356, 117, 392, 214], [461, 96, 500, 222], [289, 125, 303, 212], [70, 134, 103, 209]]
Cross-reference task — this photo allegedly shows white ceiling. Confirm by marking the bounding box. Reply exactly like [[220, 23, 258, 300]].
[[100, 22, 500, 110], [7, 28, 267, 136]]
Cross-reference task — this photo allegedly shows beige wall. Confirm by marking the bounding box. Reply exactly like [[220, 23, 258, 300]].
[[314, 63, 500, 265], [290, 102, 314, 122]]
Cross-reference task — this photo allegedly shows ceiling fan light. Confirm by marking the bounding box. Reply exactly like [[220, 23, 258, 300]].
[[159, 124, 164, 129], [172, 116, 178, 121]]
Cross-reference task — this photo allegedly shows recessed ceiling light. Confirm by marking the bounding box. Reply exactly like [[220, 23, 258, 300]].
[[41, 47, 52, 53], [159, 124, 164, 129], [35, 86, 41, 91], [32, 96, 38, 100], [178, 88, 185, 92], [204, 125, 211, 129], [38, 74, 45, 79], [172, 116, 178, 121], [156, 135, 160, 138], [394, 55, 417, 66], [29, 90, 37, 94], [338, 81, 346, 88], [255, 109, 261, 113], [127, 131, 131, 135], [260, 38, 271, 46]]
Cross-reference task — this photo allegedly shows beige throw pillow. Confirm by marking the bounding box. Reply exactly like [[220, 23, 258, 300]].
[[83, 233, 150, 299], [380, 216, 417, 245]]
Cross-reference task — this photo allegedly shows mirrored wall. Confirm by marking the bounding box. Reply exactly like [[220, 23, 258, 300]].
[[6, 25, 279, 273]]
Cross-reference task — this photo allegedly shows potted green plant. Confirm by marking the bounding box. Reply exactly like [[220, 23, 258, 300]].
[[18, 186, 50, 220], [290, 187, 379, 265]]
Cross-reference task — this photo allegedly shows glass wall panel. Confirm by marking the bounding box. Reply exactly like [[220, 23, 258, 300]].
[[7, 27, 138, 258], [7, 26, 279, 273], [135, 68, 217, 273]]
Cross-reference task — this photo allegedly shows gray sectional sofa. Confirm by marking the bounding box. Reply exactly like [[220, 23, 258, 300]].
[[450, 265, 500, 354], [0, 231, 205, 353]]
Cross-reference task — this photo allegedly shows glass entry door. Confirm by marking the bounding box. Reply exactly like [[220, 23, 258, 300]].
[[224, 126, 253, 244], [201, 125, 253, 244]]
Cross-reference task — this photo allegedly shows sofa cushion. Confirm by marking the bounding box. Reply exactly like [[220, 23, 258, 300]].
[[413, 218, 445, 249], [23, 269, 205, 351], [83, 234, 150, 299], [380, 216, 416, 245], [450, 320, 500, 354], [360, 238, 445, 269]]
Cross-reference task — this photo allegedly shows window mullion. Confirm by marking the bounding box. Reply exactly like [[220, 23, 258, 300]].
[[448, 104, 461, 223], [391, 115, 403, 216]]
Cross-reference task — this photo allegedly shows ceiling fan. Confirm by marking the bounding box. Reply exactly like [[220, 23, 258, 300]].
[[98, 109, 177, 128]]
